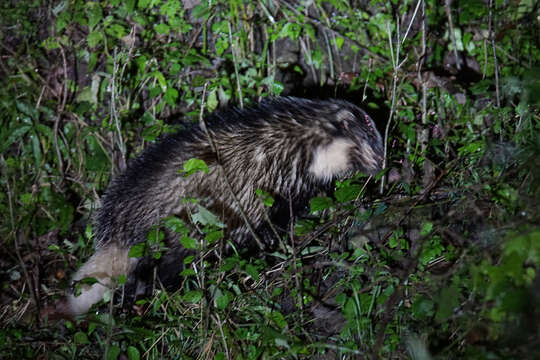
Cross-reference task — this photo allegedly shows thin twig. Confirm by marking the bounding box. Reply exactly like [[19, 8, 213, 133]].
[[119, 26, 137, 84], [488, 0, 501, 109], [53, 45, 71, 178], [418, 0, 428, 154], [212, 314, 230, 359], [402, 0, 422, 45], [362, 59, 373, 102], [380, 19, 401, 194], [103, 284, 115, 360], [198, 84, 266, 251], [1, 155, 40, 325], [444, 0, 461, 70]]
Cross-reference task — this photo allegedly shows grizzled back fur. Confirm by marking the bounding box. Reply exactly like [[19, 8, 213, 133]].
[[62, 97, 383, 316]]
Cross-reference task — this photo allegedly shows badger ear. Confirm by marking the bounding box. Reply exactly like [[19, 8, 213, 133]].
[[335, 109, 354, 130]]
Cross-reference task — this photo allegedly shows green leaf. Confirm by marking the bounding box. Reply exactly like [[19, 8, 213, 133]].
[[420, 222, 434, 236], [256, 189, 275, 207], [106, 23, 127, 39], [180, 235, 197, 249], [138, 0, 152, 9], [458, 141, 485, 157], [245, 264, 259, 281], [310, 196, 334, 213], [164, 216, 188, 234], [192, 3, 211, 20], [412, 295, 435, 319], [192, 205, 225, 227], [279, 22, 301, 40], [271, 311, 287, 329], [435, 285, 459, 323], [107, 345, 120, 360], [129, 243, 148, 258], [0, 125, 31, 153], [125, 0, 135, 12], [74, 331, 89, 344], [150, 71, 167, 93], [160, 0, 181, 17], [181, 268, 195, 276], [184, 290, 203, 303], [87, 31, 103, 48], [127, 346, 140, 360], [216, 293, 230, 310], [86, 135, 108, 171], [16, 101, 38, 119], [335, 36, 344, 49], [294, 219, 314, 236], [181, 158, 209, 177], [147, 227, 165, 243], [86, 3, 103, 30], [206, 89, 218, 111], [154, 23, 170, 35], [164, 87, 178, 107], [272, 82, 284, 95], [205, 230, 223, 244], [334, 184, 362, 203], [221, 256, 239, 271]]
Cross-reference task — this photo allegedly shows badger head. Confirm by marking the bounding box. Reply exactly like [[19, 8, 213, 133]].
[[308, 106, 383, 182]]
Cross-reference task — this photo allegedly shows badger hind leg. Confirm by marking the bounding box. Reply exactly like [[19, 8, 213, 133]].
[[65, 243, 137, 316]]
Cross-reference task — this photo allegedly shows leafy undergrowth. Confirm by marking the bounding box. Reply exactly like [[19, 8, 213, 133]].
[[1, 0, 539, 359]]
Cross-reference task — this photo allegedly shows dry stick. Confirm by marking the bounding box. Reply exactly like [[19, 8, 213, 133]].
[[418, 0, 428, 155], [119, 26, 137, 88], [288, 191, 304, 315], [298, 36, 318, 84], [322, 29, 335, 81], [444, 0, 461, 70], [227, 22, 243, 109], [190, 92, 210, 334], [402, 0, 422, 46], [111, 48, 127, 171], [212, 314, 230, 360], [143, 328, 171, 358], [53, 45, 70, 178], [198, 84, 266, 251], [1, 155, 40, 325], [380, 19, 400, 194], [316, 4, 337, 80], [103, 282, 115, 360], [362, 59, 373, 102], [380, 2, 422, 194], [488, 0, 501, 110]]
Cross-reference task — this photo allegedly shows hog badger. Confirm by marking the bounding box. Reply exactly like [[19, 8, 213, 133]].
[[64, 97, 383, 316]]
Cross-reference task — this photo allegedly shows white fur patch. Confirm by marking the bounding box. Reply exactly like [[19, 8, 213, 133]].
[[309, 138, 353, 181], [67, 244, 136, 315]]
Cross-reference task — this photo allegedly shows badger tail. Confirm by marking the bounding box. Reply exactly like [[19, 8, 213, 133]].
[[63, 243, 137, 316]]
